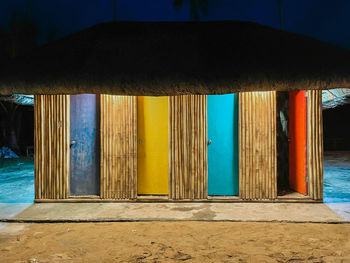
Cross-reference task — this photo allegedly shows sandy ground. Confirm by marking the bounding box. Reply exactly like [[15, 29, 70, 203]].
[[0, 222, 350, 263]]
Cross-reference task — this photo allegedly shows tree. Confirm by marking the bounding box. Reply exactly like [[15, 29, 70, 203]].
[[27, 0, 34, 21], [174, 0, 208, 21], [9, 14, 38, 57], [0, 101, 20, 152], [0, 28, 11, 60], [113, 0, 117, 21], [0, 4, 38, 153], [277, 0, 284, 30]]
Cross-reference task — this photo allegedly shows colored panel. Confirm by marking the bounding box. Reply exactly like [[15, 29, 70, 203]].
[[70, 94, 100, 196], [289, 91, 307, 195], [137, 96, 168, 195], [208, 94, 238, 196]]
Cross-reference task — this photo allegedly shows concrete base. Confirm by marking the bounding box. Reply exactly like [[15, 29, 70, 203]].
[[0, 203, 32, 220], [0, 202, 347, 223], [326, 202, 350, 221], [0, 203, 32, 231]]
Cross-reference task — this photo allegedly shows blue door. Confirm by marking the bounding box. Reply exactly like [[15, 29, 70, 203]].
[[70, 94, 100, 196], [208, 94, 238, 196]]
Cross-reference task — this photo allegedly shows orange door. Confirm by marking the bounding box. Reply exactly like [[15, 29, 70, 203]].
[[289, 91, 307, 195]]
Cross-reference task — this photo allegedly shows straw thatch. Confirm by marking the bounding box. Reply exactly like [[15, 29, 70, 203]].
[[1, 21, 350, 95]]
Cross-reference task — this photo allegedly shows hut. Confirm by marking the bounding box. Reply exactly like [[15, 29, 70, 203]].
[[1, 21, 350, 202]]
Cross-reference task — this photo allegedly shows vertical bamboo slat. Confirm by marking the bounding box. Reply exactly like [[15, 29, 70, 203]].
[[168, 95, 207, 200], [307, 90, 324, 200], [100, 95, 137, 199], [239, 91, 277, 200], [34, 95, 70, 200]]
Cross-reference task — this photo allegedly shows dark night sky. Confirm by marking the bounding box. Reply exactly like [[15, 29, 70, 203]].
[[1, 0, 350, 50]]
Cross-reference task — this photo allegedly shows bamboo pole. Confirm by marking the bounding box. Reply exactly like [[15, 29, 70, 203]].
[[100, 95, 137, 200], [307, 90, 324, 200], [34, 95, 69, 200], [238, 92, 277, 200], [169, 95, 207, 200]]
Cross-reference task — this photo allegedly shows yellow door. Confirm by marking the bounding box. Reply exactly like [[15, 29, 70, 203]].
[[137, 96, 168, 195]]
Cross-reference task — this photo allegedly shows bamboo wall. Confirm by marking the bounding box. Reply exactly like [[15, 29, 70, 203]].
[[307, 90, 324, 200], [239, 91, 277, 200], [100, 95, 137, 199], [34, 95, 70, 199], [34, 92, 323, 202], [168, 95, 208, 200]]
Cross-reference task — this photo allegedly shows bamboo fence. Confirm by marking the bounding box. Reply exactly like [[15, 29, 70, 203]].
[[168, 95, 208, 200], [34, 95, 70, 199], [239, 91, 277, 200], [100, 95, 137, 199], [307, 90, 324, 200]]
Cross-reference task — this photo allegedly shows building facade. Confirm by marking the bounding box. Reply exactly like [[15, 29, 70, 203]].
[[34, 90, 323, 202]]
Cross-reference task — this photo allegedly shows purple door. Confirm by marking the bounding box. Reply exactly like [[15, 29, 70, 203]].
[[70, 94, 100, 196]]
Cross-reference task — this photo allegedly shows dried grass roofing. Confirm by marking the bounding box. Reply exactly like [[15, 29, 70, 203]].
[[1, 21, 350, 96]]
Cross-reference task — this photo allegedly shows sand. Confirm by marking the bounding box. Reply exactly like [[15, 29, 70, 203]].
[[1, 222, 350, 262]]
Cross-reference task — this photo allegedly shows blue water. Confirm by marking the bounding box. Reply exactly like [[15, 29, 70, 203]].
[[0, 158, 34, 203], [324, 165, 350, 203]]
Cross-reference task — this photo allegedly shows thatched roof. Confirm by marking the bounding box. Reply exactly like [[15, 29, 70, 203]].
[[1, 21, 350, 96]]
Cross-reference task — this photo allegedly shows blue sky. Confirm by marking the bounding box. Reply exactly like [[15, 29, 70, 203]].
[[1, 0, 350, 49]]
